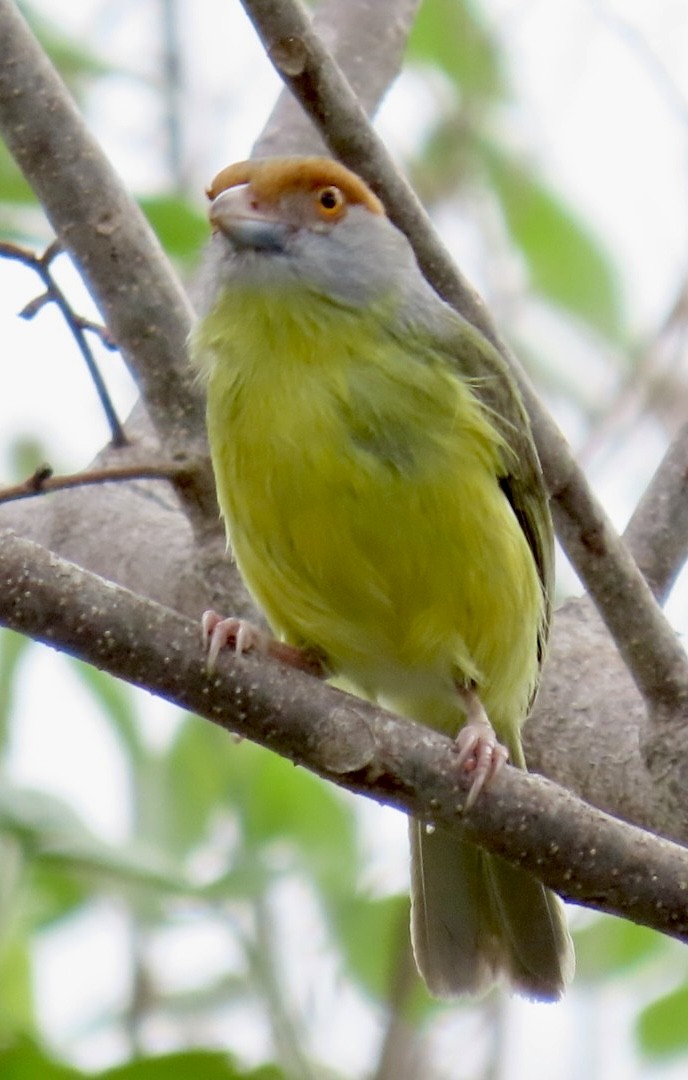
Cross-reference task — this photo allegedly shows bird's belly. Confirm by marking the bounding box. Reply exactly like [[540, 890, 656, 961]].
[[213, 398, 541, 734]]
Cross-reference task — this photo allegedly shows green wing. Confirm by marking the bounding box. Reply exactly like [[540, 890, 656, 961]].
[[398, 308, 555, 670], [448, 318, 554, 664]]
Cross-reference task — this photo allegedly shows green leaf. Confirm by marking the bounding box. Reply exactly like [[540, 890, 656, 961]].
[[0, 1032, 286, 1079], [0, 145, 35, 206], [332, 892, 434, 1020], [334, 893, 406, 997], [163, 717, 241, 855], [0, 629, 32, 752], [0, 933, 34, 1034], [22, 3, 112, 87], [139, 196, 208, 261], [482, 140, 623, 339], [0, 779, 190, 898], [637, 983, 688, 1059], [68, 660, 144, 763], [219, 738, 359, 894], [26, 862, 90, 930], [0, 1038, 83, 1080], [7, 436, 52, 481], [99, 1050, 285, 1080], [408, 0, 506, 101], [574, 915, 667, 981]]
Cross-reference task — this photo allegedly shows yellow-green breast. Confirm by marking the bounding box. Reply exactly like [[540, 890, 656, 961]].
[[193, 285, 543, 748]]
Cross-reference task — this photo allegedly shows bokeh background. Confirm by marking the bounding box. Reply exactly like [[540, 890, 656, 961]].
[[2, 2, 688, 1078]]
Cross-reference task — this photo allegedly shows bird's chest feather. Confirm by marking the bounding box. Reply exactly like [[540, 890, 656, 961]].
[[203, 289, 461, 543], [206, 293, 389, 534], [200, 288, 539, 720]]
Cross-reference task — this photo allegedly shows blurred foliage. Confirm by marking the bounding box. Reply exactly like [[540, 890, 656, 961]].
[[407, 0, 507, 101], [481, 139, 623, 339], [139, 196, 208, 266], [638, 984, 688, 1059], [574, 913, 671, 980], [406, 0, 624, 354], [19, 1, 112, 85], [0, 1039, 286, 1080], [0, 3, 114, 231], [0, 0, 684, 1078]]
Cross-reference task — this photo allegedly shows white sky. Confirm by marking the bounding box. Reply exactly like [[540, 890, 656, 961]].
[[2, 1, 688, 1078]]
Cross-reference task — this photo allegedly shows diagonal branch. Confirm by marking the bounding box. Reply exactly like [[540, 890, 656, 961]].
[[624, 421, 688, 604], [254, 0, 422, 158], [238, 0, 688, 721], [2, 528, 688, 943]]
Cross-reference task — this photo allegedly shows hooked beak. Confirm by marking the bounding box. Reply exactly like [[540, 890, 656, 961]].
[[209, 188, 290, 253]]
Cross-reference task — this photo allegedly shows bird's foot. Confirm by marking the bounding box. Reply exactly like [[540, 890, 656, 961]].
[[201, 611, 270, 670], [201, 610, 327, 677], [453, 687, 509, 810]]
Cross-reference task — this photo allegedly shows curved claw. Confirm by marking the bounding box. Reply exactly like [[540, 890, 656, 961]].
[[201, 610, 271, 671], [453, 687, 509, 809], [200, 610, 328, 678]]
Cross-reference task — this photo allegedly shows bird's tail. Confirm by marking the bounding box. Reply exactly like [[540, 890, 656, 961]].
[[409, 820, 574, 1000]]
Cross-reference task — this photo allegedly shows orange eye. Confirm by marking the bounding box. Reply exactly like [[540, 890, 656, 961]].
[[316, 185, 345, 216]]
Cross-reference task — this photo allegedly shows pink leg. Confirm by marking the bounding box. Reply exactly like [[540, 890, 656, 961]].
[[453, 685, 509, 810], [201, 610, 327, 677]]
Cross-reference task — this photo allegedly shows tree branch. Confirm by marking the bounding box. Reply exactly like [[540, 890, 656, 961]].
[[0, 0, 420, 614], [0, 0, 686, 867], [0, 239, 126, 446], [624, 421, 688, 604], [253, 0, 422, 158], [2, 528, 688, 943], [0, 461, 183, 506], [237, 0, 688, 724]]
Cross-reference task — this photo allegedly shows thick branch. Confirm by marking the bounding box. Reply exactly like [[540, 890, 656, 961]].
[[239, 0, 688, 720], [0, 0, 685, 859], [1, 528, 688, 942], [525, 598, 688, 845]]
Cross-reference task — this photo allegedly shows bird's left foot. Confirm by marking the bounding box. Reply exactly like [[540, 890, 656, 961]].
[[453, 687, 509, 810], [201, 610, 327, 677]]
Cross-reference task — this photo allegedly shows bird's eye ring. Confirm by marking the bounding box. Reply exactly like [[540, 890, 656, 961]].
[[316, 185, 345, 216]]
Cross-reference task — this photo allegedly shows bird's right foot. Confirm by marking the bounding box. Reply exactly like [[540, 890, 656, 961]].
[[201, 610, 327, 677]]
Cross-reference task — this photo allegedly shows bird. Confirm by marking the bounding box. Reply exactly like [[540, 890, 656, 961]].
[[189, 155, 574, 1000]]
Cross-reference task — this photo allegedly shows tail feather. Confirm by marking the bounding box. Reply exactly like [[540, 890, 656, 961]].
[[484, 852, 575, 1000], [410, 820, 574, 1000]]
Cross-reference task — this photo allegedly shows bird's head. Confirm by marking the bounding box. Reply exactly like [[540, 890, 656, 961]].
[[207, 157, 385, 246], [200, 157, 419, 308]]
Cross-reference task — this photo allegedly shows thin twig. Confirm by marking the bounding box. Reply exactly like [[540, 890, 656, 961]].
[[0, 1, 202, 452], [0, 239, 126, 446], [0, 461, 182, 506], [2, 530, 688, 941], [239, 0, 688, 719]]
